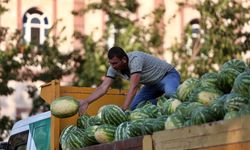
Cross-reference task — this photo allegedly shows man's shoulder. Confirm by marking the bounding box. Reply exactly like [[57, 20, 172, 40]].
[[127, 51, 145, 57]]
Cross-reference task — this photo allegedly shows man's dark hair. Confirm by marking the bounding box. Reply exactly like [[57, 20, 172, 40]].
[[108, 46, 128, 60]]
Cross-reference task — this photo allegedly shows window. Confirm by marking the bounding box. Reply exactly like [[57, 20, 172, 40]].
[[190, 19, 201, 39], [23, 7, 50, 45]]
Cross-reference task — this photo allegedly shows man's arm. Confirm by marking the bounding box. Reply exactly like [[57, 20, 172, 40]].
[[79, 77, 113, 114], [122, 73, 141, 110]]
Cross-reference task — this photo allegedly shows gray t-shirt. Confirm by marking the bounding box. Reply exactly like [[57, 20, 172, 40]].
[[106, 51, 174, 85]]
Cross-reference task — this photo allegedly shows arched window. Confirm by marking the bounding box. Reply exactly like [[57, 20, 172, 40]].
[[190, 19, 201, 39], [23, 7, 50, 45]]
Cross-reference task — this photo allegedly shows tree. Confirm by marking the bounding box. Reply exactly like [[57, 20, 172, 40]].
[[0, 2, 81, 139], [170, 0, 250, 81], [72, 0, 166, 88]]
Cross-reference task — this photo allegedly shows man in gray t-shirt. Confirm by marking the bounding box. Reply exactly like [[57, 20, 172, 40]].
[[78, 46, 180, 114]]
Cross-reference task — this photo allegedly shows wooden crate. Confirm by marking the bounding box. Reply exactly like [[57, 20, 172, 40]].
[[40, 80, 128, 150], [152, 115, 250, 150], [79, 135, 153, 150]]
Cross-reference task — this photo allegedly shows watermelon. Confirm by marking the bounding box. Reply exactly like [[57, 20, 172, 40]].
[[127, 119, 154, 137], [218, 68, 241, 93], [115, 122, 130, 141], [165, 113, 185, 129], [129, 108, 151, 120], [209, 94, 228, 120], [161, 98, 182, 115], [239, 103, 250, 116], [221, 59, 247, 73], [151, 118, 166, 132], [186, 102, 204, 119], [99, 105, 127, 126], [231, 70, 250, 97], [60, 125, 87, 150], [130, 104, 159, 120], [141, 104, 160, 118], [67, 129, 87, 149], [224, 93, 249, 112], [200, 72, 219, 88], [188, 86, 224, 106], [191, 106, 215, 125], [87, 116, 102, 128], [60, 125, 78, 150], [176, 78, 200, 102], [135, 100, 152, 109], [77, 114, 90, 129], [175, 102, 191, 119], [224, 111, 241, 120], [157, 95, 168, 109], [94, 124, 117, 143], [183, 119, 193, 127], [84, 125, 99, 146], [50, 96, 79, 118]]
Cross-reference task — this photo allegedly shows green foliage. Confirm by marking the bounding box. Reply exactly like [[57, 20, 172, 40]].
[[73, 0, 166, 88], [0, 116, 14, 141], [170, 0, 250, 81]]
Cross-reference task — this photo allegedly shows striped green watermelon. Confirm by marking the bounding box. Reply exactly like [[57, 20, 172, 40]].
[[141, 104, 160, 118], [209, 94, 228, 120], [135, 100, 152, 109], [200, 72, 219, 88], [151, 118, 166, 132], [94, 124, 117, 143], [224, 93, 249, 112], [87, 116, 102, 128], [60, 125, 87, 150], [157, 95, 168, 109], [191, 106, 215, 125], [60, 125, 79, 150], [183, 119, 193, 127], [50, 96, 80, 118], [239, 103, 250, 116], [224, 111, 241, 120], [84, 125, 99, 146], [77, 114, 90, 129], [221, 59, 247, 73], [127, 119, 154, 137], [161, 98, 182, 115], [188, 86, 224, 106], [218, 68, 241, 93], [99, 105, 127, 126], [165, 113, 185, 129], [130, 104, 159, 120], [175, 102, 191, 119], [176, 78, 200, 102], [67, 128, 87, 149], [129, 108, 151, 120], [232, 70, 250, 97], [115, 122, 130, 141]]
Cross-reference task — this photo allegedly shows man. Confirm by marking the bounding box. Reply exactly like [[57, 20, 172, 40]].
[[78, 46, 180, 114]]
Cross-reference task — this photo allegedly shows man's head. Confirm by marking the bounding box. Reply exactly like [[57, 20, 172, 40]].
[[108, 46, 128, 71]]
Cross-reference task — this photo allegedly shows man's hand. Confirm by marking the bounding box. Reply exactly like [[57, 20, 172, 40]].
[[78, 100, 89, 115], [121, 103, 129, 111]]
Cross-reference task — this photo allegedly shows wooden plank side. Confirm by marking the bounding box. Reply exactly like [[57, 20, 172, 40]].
[[143, 135, 153, 150], [79, 136, 144, 150], [48, 80, 61, 150], [198, 141, 250, 150], [60, 87, 126, 116], [152, 115, 250, 150]]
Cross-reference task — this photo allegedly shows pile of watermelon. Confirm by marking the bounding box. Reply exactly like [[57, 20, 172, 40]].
[[59, 59, 250, 150]]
